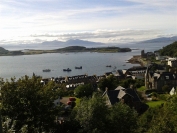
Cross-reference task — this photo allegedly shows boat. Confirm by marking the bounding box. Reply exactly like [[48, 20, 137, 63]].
[[106, 65, 112, 67], [43, 69, 51, 72], [123, 64, 126, 66], [75, 66, 82, 69], [63, 68, 72, 72]]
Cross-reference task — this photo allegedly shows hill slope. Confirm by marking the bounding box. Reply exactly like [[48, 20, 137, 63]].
[[159, 41, 177, 56], [0, 47, 9, 54]]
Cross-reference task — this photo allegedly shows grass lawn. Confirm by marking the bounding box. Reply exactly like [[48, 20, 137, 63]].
[[137, 86, 146, 92], [75, 97, 81, 106], [146, 100, 165, 108]]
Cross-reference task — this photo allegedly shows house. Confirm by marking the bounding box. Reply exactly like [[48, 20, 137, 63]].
[[125, 66, 147, 79], [167, 58, 177, 67], [145, 65, 177, 91], [102, 86, 149, 114], [141, 50, 155, 58], [156, 55, 166, 61], [114, 70, 125, 80]]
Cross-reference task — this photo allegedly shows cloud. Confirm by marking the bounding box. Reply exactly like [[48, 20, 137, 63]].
[[0, 0, 176, 45], [29, 29, 162, 43]]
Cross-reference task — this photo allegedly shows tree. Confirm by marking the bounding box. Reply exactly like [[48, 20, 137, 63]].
[[98, 75, 118, 91], [75, 93, 109, 133], [0, 76, 61, 133], [162, 85, 170, 93], [147, 96, 177, 133], [74, 84, 94, 98], [138, 95, 177, 133], [108, 103, 138, 133]]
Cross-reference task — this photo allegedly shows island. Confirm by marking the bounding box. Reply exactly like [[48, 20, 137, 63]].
[[0, 46, 132, 56]]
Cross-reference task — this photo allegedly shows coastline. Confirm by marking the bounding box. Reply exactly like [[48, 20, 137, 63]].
[[127, 55, 145, 67]]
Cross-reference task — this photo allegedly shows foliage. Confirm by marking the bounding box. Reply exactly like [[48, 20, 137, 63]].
[[75, 93, 109, 133], [138, 107, 160, 132], [0, 76, 61, 133], [162, 85, 170, 93], [119, 78, 144, 88], [0, 47, 9, 54], [145, 89, 157, 95], [146, 100, 165, 108], [137, 86, 146, 92], [108, 103, 138, 133], [139, 95, 177, 133], [74, 93, 139, 133], [147, 96, 177, 133], [74, 84, 94, 98], [98, 75, 118, 91], [159, 41, 177, 57]]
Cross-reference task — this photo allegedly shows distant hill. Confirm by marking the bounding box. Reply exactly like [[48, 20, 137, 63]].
[[41, 40, 64, 45], [64, 39, 104, 46], [40, 39, 105, 47], [120, 36, 177, 52], [159, 41, 177, 57], [0, 47, 9, 54], [141, 36, 177, 43], [55, 46, 131, 52]]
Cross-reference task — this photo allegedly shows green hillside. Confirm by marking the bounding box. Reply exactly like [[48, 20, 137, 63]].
[[0, 47, 9, 54], [159, 41, 177, 57], [55, 46, 131, 53]]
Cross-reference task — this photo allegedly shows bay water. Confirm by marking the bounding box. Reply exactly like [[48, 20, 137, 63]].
[[0, 42, 166, 80], [0, 50, 141, 80]]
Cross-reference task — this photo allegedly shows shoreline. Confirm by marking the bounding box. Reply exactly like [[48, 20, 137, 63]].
[[127, 55, 145, 67]]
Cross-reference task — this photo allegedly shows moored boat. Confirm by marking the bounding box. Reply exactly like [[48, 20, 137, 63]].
[[43, 69, 51, 72], [75, 66, 82, 69], [63, 68, 72, 72]]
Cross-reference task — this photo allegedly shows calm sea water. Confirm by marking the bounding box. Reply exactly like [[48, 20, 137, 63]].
[[0, 42, 165, 80], [0, 50, 142, 80]]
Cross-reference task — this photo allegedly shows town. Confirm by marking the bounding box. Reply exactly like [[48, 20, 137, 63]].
[[1, 41, 177, 133]]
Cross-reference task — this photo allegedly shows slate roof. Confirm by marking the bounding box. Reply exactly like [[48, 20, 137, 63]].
[[104, 90, 120, 105], [103, 87, 141, 105], [125, 88, 141, 102]]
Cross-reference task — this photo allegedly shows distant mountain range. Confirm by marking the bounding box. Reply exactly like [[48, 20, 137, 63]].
[[1, 36, 177, 51], [41, 39, 105, 47], [140, 36, 177, 43]]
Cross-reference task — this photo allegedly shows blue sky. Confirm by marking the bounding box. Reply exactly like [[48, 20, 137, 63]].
[[0, 0, 177, 45]]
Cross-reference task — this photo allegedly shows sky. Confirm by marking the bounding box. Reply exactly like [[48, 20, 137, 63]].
[[0, 0, 177, 45]]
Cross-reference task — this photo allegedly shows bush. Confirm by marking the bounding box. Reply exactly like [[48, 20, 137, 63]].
[[145, 89, 157, 95]]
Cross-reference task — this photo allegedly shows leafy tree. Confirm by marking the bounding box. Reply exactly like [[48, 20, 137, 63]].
[[98, 75, 118, 91], [74, 84, 94, 98], [162, 85, 170, 93], [74, 94, 139, 133], [75, 94, 109, 133], [0, 76, 61, 133], [147, 96, 177, 133], [138, 107, 160, 133], [109, 103, 138, 133]]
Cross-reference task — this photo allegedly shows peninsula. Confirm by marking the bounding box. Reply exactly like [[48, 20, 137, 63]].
[[0, 46, 131, 56]]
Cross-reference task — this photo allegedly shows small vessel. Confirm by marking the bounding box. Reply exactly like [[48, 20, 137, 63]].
[[75, 66, 82, 69], [106, 65, 112, 67], [43, 69, 51, 72], [123, 64, 126, 66], [63, 68, 72, 72]]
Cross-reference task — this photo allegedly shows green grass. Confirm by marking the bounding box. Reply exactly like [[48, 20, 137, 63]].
[[146, 100, 165, 108], [137, 86, 146, 92], [75, 97, 81, 106]]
